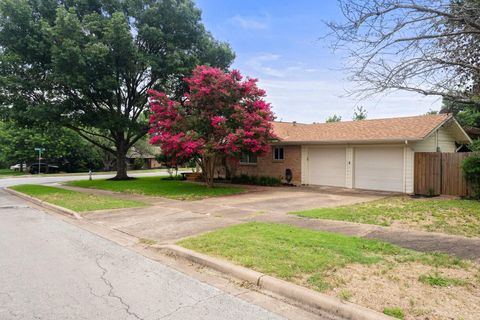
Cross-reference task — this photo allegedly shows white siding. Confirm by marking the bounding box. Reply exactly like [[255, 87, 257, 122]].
[[346, 147, 354, 188], [412, 133, 437, 152], [412, 126, 457, 152], [438, 127, 457, 152], [404, 147, 414, 193]]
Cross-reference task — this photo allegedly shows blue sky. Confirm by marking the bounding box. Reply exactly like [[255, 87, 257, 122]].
[[195, 0, 441, 123]]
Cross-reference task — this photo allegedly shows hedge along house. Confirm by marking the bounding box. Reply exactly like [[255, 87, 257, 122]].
[[226, 114, 471, 193]]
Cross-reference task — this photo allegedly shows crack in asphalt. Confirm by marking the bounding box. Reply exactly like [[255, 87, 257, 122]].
[[157, 291, 226, 319], [85, 281, 111, 306], [95, 254, 144, 320]]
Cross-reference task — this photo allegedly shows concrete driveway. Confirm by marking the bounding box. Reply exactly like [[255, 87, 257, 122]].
[[80, 186, 384, 244]]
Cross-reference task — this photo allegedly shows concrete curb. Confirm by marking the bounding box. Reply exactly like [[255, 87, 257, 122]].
[[159, 245, 394, 320], [4, 187, 82, 220]]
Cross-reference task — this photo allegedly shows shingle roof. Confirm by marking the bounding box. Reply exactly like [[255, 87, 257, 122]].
[[272, 114, 457, 143]]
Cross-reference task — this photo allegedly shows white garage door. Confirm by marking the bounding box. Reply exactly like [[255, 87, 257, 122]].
[[354, 147, 404, 192], [308, 147, 346, 187]]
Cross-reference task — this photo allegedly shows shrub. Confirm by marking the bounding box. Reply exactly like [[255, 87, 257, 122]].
[[383, 307, 404, 319], [418, 274, 466, 287], [462, 155, 480, 197], [132, 158, 145, 170], [257, 175, 282, 186], [231, 174, 281, 186], [469, 139, 480, 151]]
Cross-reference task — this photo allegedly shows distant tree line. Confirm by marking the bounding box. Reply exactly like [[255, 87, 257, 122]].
[[0, 121, 103, 172]]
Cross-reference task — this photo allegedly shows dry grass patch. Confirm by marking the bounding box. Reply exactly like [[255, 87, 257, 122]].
[[138, 238, 156, 246], [329, 261, 480, 320]]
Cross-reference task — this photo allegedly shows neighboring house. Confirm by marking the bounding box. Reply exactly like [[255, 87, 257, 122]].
[[225, 114, 471, 193], [127, 146, 162, 169]]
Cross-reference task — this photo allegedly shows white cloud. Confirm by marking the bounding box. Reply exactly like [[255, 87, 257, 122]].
[[230, 15, 269, 30], [245, 54, 286, 78], [237, 53, 441, 122], [258, 79, 441, 123], [243, 54, 322, 79]]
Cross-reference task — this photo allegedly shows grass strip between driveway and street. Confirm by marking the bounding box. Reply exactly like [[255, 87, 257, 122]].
[[67, 176, 245, 200], [179, 222, 480, 320], [11, 184, 146, 213], [290, 196, 480, 238]]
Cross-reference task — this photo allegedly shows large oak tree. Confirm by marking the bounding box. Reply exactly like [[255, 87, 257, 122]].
[[0, 0, 234, 179]]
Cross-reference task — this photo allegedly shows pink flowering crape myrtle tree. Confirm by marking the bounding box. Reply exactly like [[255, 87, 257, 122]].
[[148, 65, 276, 187]]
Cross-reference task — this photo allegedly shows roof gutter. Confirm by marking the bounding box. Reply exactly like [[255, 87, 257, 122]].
[[271, 138, 422, 145]]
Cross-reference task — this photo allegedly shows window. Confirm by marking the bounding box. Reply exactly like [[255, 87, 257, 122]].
[[240, 152, 257, 164], [273, 146, 284, 161]]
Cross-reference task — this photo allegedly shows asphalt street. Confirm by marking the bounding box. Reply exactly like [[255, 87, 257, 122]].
[[0, 189, 284, 320]]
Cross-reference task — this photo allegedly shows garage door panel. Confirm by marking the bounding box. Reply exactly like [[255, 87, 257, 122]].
[[308, 148, 346, 187], [354, 147, 404, 192]]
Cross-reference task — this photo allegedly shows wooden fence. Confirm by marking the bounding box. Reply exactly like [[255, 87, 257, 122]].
[[414, 152, 471, 196]]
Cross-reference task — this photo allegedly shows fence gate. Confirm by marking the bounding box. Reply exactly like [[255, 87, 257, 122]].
[[414, 152, 471, 196]]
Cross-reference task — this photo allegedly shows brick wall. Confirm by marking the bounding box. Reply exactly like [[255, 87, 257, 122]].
[[220, 145, 302, 185]]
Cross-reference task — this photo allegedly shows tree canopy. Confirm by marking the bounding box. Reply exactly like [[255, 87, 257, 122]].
[[328, 0, 480, 104], [326, 114, 342, 123], [0, 121, 102, 172], [353, 106, 367, 121], [0, 0, 234, 179], [148, 66, 276, 187], [442, 98, 480, 128]]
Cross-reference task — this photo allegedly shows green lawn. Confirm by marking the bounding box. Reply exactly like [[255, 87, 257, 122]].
[[179, 222, 466, 291], [67, 176, 245, 200], [0, 169, 28, 177], [11, 184, 146, 212], [179, 222, 479, 319], [291, 197, 480, 237]]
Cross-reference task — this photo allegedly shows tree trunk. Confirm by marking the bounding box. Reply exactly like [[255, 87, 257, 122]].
[[202, 155, 216, 188], [112, 138, 130, 180], [222, 156, 231, 180]]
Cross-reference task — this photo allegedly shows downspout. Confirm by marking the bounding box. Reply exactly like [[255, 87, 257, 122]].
[[404, 140, 408, 194]]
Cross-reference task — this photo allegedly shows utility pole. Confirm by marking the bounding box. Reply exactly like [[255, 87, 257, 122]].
[[34, 148, 45, 174]]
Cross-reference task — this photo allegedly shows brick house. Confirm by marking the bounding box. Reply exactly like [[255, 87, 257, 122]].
[[220, 114, 471, 193]]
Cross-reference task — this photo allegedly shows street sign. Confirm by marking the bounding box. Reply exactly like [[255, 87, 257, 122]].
[[34, 148, 45, 175]]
